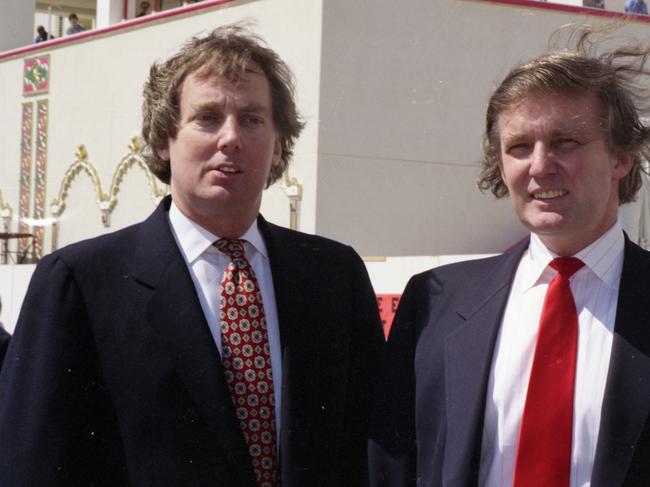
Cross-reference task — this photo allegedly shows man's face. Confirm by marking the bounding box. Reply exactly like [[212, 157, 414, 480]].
[[159, 63, 281, 226], [498, 92, 632, 255]]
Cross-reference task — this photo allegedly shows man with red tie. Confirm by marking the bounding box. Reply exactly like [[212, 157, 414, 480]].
[[0, 25, 383, 486], [370, 29, 650, 487]]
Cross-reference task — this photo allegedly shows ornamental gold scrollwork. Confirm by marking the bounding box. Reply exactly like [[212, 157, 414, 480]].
[[49, 144, 107, 251], [49, 144, 108, 220], [49, 138, 169, 250], [280, 172, 302, 231], [105, 136, 168, 220]]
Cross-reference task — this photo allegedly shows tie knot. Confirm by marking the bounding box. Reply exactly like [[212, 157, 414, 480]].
[[215, 239, 246, 260], [549, 257, 584, 278]]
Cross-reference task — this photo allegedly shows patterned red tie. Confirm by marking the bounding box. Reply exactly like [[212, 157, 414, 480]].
[[514, 257, 584, 487], [215, 239, 277, 487]]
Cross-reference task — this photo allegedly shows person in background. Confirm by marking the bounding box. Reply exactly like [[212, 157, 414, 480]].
[[625, 0, 648, 13], [34, 26, 54, 43], [136, 1, 152, 17], [0, 24, 383, 487], [370, 26, 650, 487], [65, 13, 86, 36], [583, 0, 606, 8]]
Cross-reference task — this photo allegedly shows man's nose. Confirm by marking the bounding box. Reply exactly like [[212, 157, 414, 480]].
[[529, 143, 557, 177], [217, 116, 242, 152]]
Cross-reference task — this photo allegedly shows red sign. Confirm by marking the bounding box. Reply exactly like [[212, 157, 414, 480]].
[[376, 294, 402, 339]]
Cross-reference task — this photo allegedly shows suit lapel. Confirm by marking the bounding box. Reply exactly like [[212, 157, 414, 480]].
[[257, 216, 308, 355], [443, 250, 524, 484], [130, 199, 255, 485], [257, 217, 312, 483], [592, 239, 650, 487]]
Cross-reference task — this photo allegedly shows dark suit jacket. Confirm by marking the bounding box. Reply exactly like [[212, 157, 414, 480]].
[[369, 237, 650, 487], [0, 197, 383, 486], [0, 327, 9, 369]]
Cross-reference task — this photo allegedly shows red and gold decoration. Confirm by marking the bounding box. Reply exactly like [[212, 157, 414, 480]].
[[16, 55, 51, 261], [18, 102, 34, 256], [23, 55, 50, 96], [33, 100, 49, 258]]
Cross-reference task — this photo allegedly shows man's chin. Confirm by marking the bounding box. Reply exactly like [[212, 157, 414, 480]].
[[520, 212, 574, 241]]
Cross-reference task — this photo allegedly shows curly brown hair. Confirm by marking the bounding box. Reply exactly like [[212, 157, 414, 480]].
[[479, 26, 650, 204], [141, 23, 304, 186]]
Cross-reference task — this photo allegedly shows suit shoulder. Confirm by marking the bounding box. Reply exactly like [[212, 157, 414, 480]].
[[413, 252, 510, 280], [405, 251, 521, 295], [262, 220, 358, 256], [47, 222, 142, 269], [624, 237, 650, 262]]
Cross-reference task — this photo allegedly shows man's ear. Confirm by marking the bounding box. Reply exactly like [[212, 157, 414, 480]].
[[272, 137, 282, 167], [613, 152, 634, 181], [157, 147, 170, 161]]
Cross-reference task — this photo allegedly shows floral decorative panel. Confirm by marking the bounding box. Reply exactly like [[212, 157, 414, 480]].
[[23, 54, 50, 96], [19, 102, 34, 256], [33, 100, 49, 258]]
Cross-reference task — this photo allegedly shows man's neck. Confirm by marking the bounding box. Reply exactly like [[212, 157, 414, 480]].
[[535, 220, 621, 258], [206, 217, 258, 239], [172, 201, 259, 239]]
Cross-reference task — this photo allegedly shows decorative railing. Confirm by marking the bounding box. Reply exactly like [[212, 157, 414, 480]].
[[482, 0, 650, 20]]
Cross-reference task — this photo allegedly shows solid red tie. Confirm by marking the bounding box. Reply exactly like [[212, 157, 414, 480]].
[[216, 239, 277, 487], [514, 257, 584, 487]]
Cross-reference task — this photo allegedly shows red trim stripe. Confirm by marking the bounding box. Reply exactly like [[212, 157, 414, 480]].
[[481, 0, 650, 20], [0, 0, 238, 62]]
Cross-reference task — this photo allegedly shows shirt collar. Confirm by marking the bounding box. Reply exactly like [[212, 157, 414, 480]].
[[168, 201, 268, 264], [523, 221, 624, 291]]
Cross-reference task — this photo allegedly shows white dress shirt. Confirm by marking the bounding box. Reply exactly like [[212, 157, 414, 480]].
[[479, 222, 624, 487], [167, 202, 283, 437]]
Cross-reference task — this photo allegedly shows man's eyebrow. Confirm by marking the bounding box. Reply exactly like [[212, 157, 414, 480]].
[[500, 129, 530, 143], [549, 125, 584, 136], [501, 119, 602, 141], [188, 101, 222, 113], [239, 102, 270, 113], [550, 121, 602, 139], [188, 101, 269, 113]]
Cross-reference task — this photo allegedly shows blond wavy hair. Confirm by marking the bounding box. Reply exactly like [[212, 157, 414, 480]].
[[479, 25, 650, 204]]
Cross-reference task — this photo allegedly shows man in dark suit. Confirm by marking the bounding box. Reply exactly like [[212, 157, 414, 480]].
[[0, 25, 383, 486], [370, 31, 650, 487], [0, 297, 9, 368]]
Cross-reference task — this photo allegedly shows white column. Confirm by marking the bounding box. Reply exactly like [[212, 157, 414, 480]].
[[96, 0, 124, 28], [0, 0, 33, 51]]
